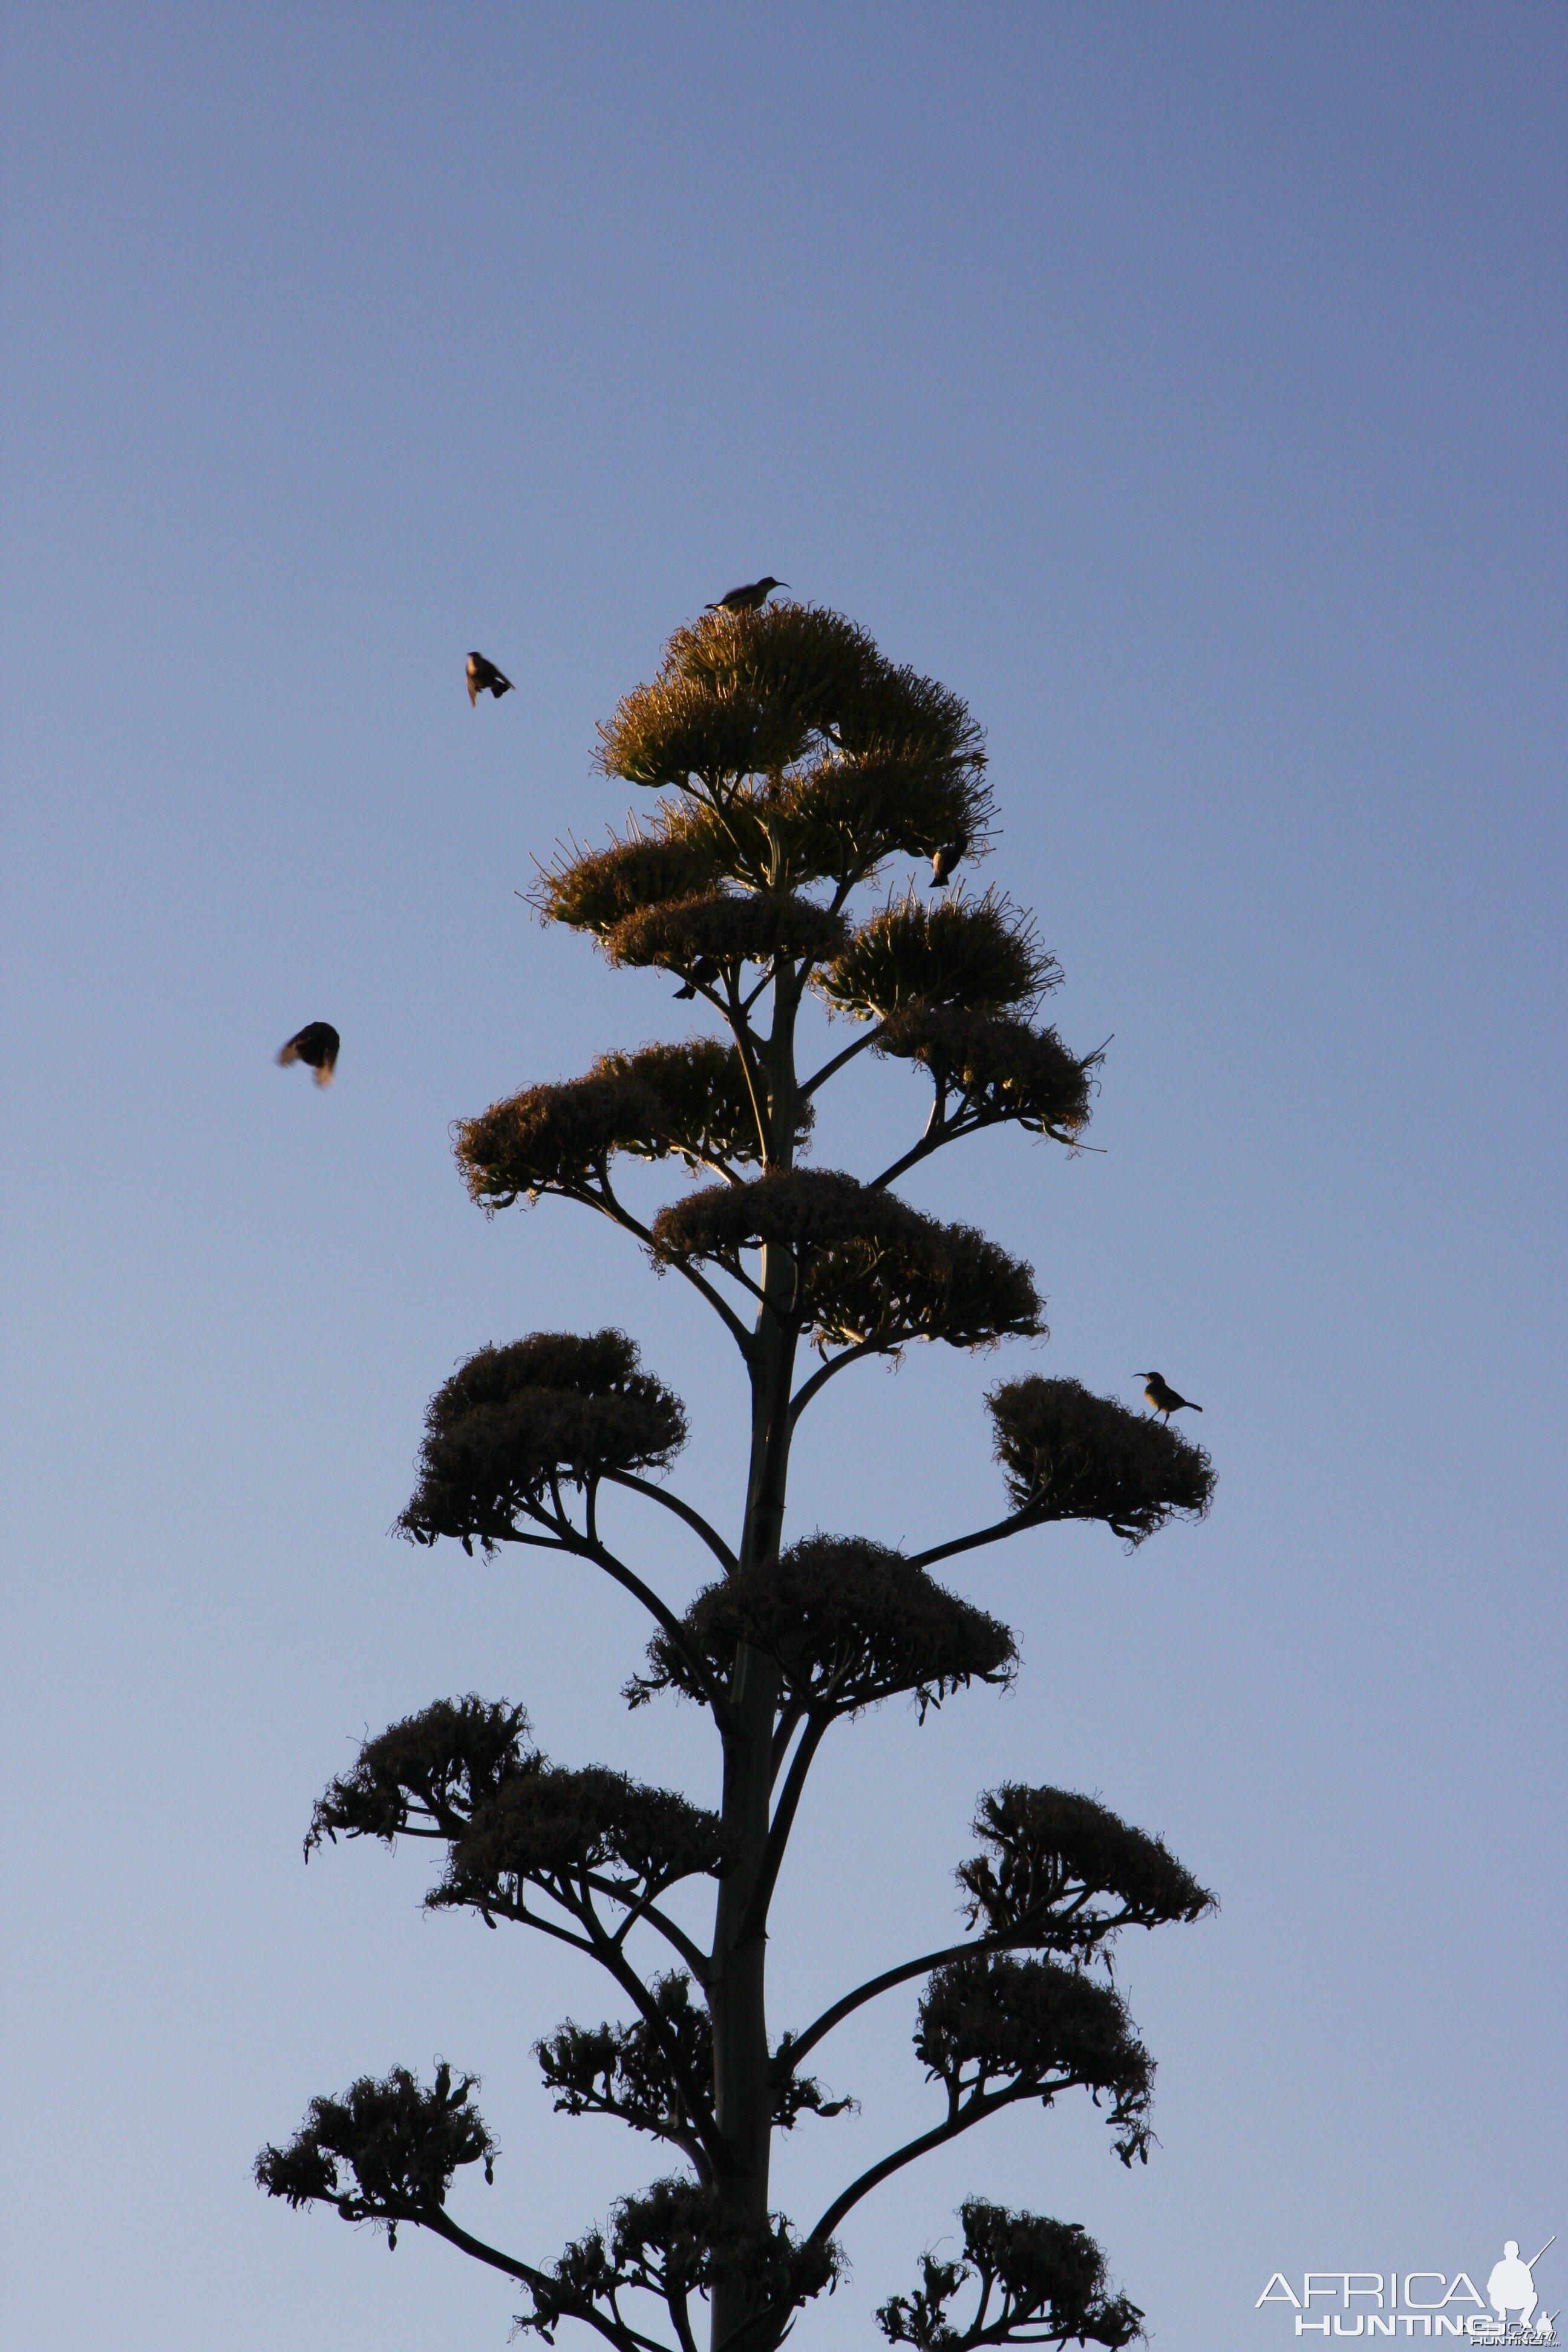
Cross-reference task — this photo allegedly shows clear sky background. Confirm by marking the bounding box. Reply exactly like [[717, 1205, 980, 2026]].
[[2, 6, 1564, 2348]]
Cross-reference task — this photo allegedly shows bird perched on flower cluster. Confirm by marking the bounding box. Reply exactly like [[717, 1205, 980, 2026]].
[[276, 1022, 340, 1086], [704, 577, 787, 614], [466, 651, 514, 705], [673, 957, 720, 1002], [1142, 1371, 1201, 1423], [930, 832, 969, 888]]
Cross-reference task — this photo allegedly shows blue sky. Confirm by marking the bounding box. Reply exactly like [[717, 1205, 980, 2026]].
[[2, 6, 1564, 2348]]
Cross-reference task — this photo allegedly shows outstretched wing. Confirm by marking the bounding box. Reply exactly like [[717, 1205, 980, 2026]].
[[277, 1022, 340, 1083]]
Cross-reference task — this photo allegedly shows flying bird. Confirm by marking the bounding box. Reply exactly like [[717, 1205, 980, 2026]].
[[704, 577, 787, 614], [466, 651, 514, 705], [1142, 1371, 1201, 1423], [276, 1022, 341, 1086], [929, 835, 969, 888]]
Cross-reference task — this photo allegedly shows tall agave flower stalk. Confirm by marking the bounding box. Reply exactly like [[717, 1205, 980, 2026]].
[[258, 602, 1216, 2352]]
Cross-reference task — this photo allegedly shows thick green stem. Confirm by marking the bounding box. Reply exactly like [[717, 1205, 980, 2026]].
[[708, 975, 803, 2352]]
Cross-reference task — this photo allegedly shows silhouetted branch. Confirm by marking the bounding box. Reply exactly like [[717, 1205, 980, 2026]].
[[500, 1521, 733, 1725], [568, 1921, 724, 2176], [781, 1941, 998, 2070], [592, 1178, 760, 1350], [808, 2100, 1001, 2246], [603, 1471, 739, 1574], [580, 1877, 712, 1985], [788, 1334, 899, 1425], [465, 1886, 601, 1958], [739, 1716, 828, 1945], [769, 1700, 806, 1790], [423, 2213, 663, 2352], [867, 1105, 950, 1192], [800, 1022, 887, 1100], [906, 1509, 1039, 1574], [719, 981, 771, 1163]]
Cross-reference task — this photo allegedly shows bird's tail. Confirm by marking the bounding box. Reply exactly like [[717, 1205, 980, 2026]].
[[1191, 1402, 1203, 1411], [494, 677, 514, 697], [313, 1065, 335, 1086]]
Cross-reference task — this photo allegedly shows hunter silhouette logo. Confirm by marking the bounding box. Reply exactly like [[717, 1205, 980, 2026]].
[[1488, 2241, 1556, 2337], [1256, 2237, 1557, 2341]]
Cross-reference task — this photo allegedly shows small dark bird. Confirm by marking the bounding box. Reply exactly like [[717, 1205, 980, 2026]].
[[673, 956, 720, 1001], [704, 577, 788, 614], [929, 835, 969, 889], [466, 651, 514, 705], [1141, 1371, 1201, 1423], [276, 1022, 341, 1086]]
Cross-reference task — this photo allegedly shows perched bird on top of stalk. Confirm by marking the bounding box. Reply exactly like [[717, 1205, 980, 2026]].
[[466, 652, 514, 705], [704, 577, 787, 614], [1142, 1371, 1201, 1423], [276, 1022, 340, 1086]]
